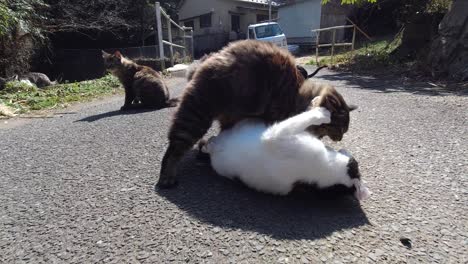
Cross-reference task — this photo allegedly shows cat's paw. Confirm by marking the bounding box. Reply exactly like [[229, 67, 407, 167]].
[[156, 176, 178, 189], [313, 107, 331, 124], [201, 136, 216, 154], [120, 105, 130, 111]]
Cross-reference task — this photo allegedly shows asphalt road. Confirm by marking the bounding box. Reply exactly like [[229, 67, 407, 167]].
[[1, 69, 467, 263]]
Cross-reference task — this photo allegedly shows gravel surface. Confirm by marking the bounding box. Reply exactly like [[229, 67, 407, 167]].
[[1, 71, 467, 263]]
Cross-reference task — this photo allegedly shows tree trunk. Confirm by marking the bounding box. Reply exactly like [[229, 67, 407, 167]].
[[428, 0, 468, 81]]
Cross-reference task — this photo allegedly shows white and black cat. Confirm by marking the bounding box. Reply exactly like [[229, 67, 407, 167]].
[[201, 103, 371, 200], [158, 40, 355, 188]]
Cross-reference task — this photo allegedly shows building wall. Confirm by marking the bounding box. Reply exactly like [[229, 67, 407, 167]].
[[180, 0, 276, 34], [179, 0, 243, 35], [278, 0, 322, 44], [319, 0, 354, 43], [179, 0, 218, 23], [179, 0, 278, 56]]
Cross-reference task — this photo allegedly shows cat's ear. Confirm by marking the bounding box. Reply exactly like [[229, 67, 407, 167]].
[[101, 50, 109, 58], [114, 51, 122, 59], [348, 104, 358, 111]]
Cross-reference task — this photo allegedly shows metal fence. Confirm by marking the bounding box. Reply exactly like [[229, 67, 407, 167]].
[[312, 18, 372, 66], [50, 3, 194, 81], [313, 25, 356, 65], [155, 2, 193, 70]]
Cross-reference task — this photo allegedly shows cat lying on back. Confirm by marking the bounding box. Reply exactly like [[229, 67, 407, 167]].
[[158, 40, 356, 188], [14, 72, 57, 88], [0, 73, 56, 89], [102, 50, 178, 110], [201, 103, 371, 200]]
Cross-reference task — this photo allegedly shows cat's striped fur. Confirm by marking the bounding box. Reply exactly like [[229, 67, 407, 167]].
[[102, 50, 178, 110], [158, 40, 356, 188]]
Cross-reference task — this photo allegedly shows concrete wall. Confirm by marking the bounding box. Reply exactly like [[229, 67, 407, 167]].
[[180, 0, 276, 35], [179, 0, 277, 56], [278, 0, 321, 44], [319, 0, 354, 43], [277, 0, 353, 45], [179, 0, 227, 34]]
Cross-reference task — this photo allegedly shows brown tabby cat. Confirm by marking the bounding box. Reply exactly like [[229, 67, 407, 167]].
[[186, 54, 326, 81], [102, 50, 178, 110], [158, 40, 356, 188]]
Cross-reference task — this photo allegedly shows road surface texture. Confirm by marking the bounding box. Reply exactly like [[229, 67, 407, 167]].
[[1, 69, 467, 263]]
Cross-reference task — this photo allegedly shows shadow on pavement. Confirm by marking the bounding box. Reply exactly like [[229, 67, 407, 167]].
[[75, 108, 159, 122], [157, 150, 370, 240], [302, 65, 468, 97]]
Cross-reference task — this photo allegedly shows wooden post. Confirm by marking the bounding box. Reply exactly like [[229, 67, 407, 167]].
[[190, 29, 194, 60], [182, 27, 187, 59], [268, 0, 272, 22], [346, 17, 372, 41], [351, 25, 356, 56], [315, 31, 320, 65], [331, 29, 336, 65], [167, 17, 174, 66], [155, 2, 165, 70]]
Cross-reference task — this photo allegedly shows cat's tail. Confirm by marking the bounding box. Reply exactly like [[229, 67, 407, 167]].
[[166, 97, 180, 107], [307, 65, 327, 79]]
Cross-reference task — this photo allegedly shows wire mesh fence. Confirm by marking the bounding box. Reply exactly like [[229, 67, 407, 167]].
[[52, 2, 193, 82]]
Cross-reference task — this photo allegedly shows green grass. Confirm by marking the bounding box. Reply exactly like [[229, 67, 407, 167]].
[[307, 37, 402, 72], [0, 74, 122, 116]]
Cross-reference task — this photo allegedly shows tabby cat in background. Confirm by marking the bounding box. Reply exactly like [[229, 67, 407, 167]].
[[102, 50, 178, 110]]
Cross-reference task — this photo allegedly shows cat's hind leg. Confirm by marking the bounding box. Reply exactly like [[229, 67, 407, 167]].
[[158, 88, 215, 188]]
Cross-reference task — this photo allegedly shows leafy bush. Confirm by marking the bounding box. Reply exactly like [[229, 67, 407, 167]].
[[0, 0, 48, 76], [307, 38, 406, 72], [0, 74, 121, 115]]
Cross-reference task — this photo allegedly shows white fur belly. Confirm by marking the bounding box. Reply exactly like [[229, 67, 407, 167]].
[[209, 138, 299, 194], [210, 148, 296, 195], [208, 122, 294, 194], [209, 131, 352, 195]]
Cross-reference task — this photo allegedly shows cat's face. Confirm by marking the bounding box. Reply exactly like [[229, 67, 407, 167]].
[[308, 109, 354, 141], [306, 94, 357, 141], [102, 50, 123, 71]]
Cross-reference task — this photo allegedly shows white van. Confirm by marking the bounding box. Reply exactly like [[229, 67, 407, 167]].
[[247, 22, 288, 49]]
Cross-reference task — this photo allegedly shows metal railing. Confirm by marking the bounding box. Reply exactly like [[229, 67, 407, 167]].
[[155, 2, 194, 70], [312, 19, 372, 66], [312, 25, 355, 66]]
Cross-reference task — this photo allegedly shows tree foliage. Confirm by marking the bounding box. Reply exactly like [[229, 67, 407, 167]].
[[0, 0, 183, 76], [0, 2, 14, 37], [0, 0, 47, 39], [322, 0, 451, 15], [43, 0, 180, 36], [0, 0, 48, 76], [321, 0, 377, 4]]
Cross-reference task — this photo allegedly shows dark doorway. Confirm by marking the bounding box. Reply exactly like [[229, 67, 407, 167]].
[[231, 15, 240, 32], [256, 14, 269, 23]]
